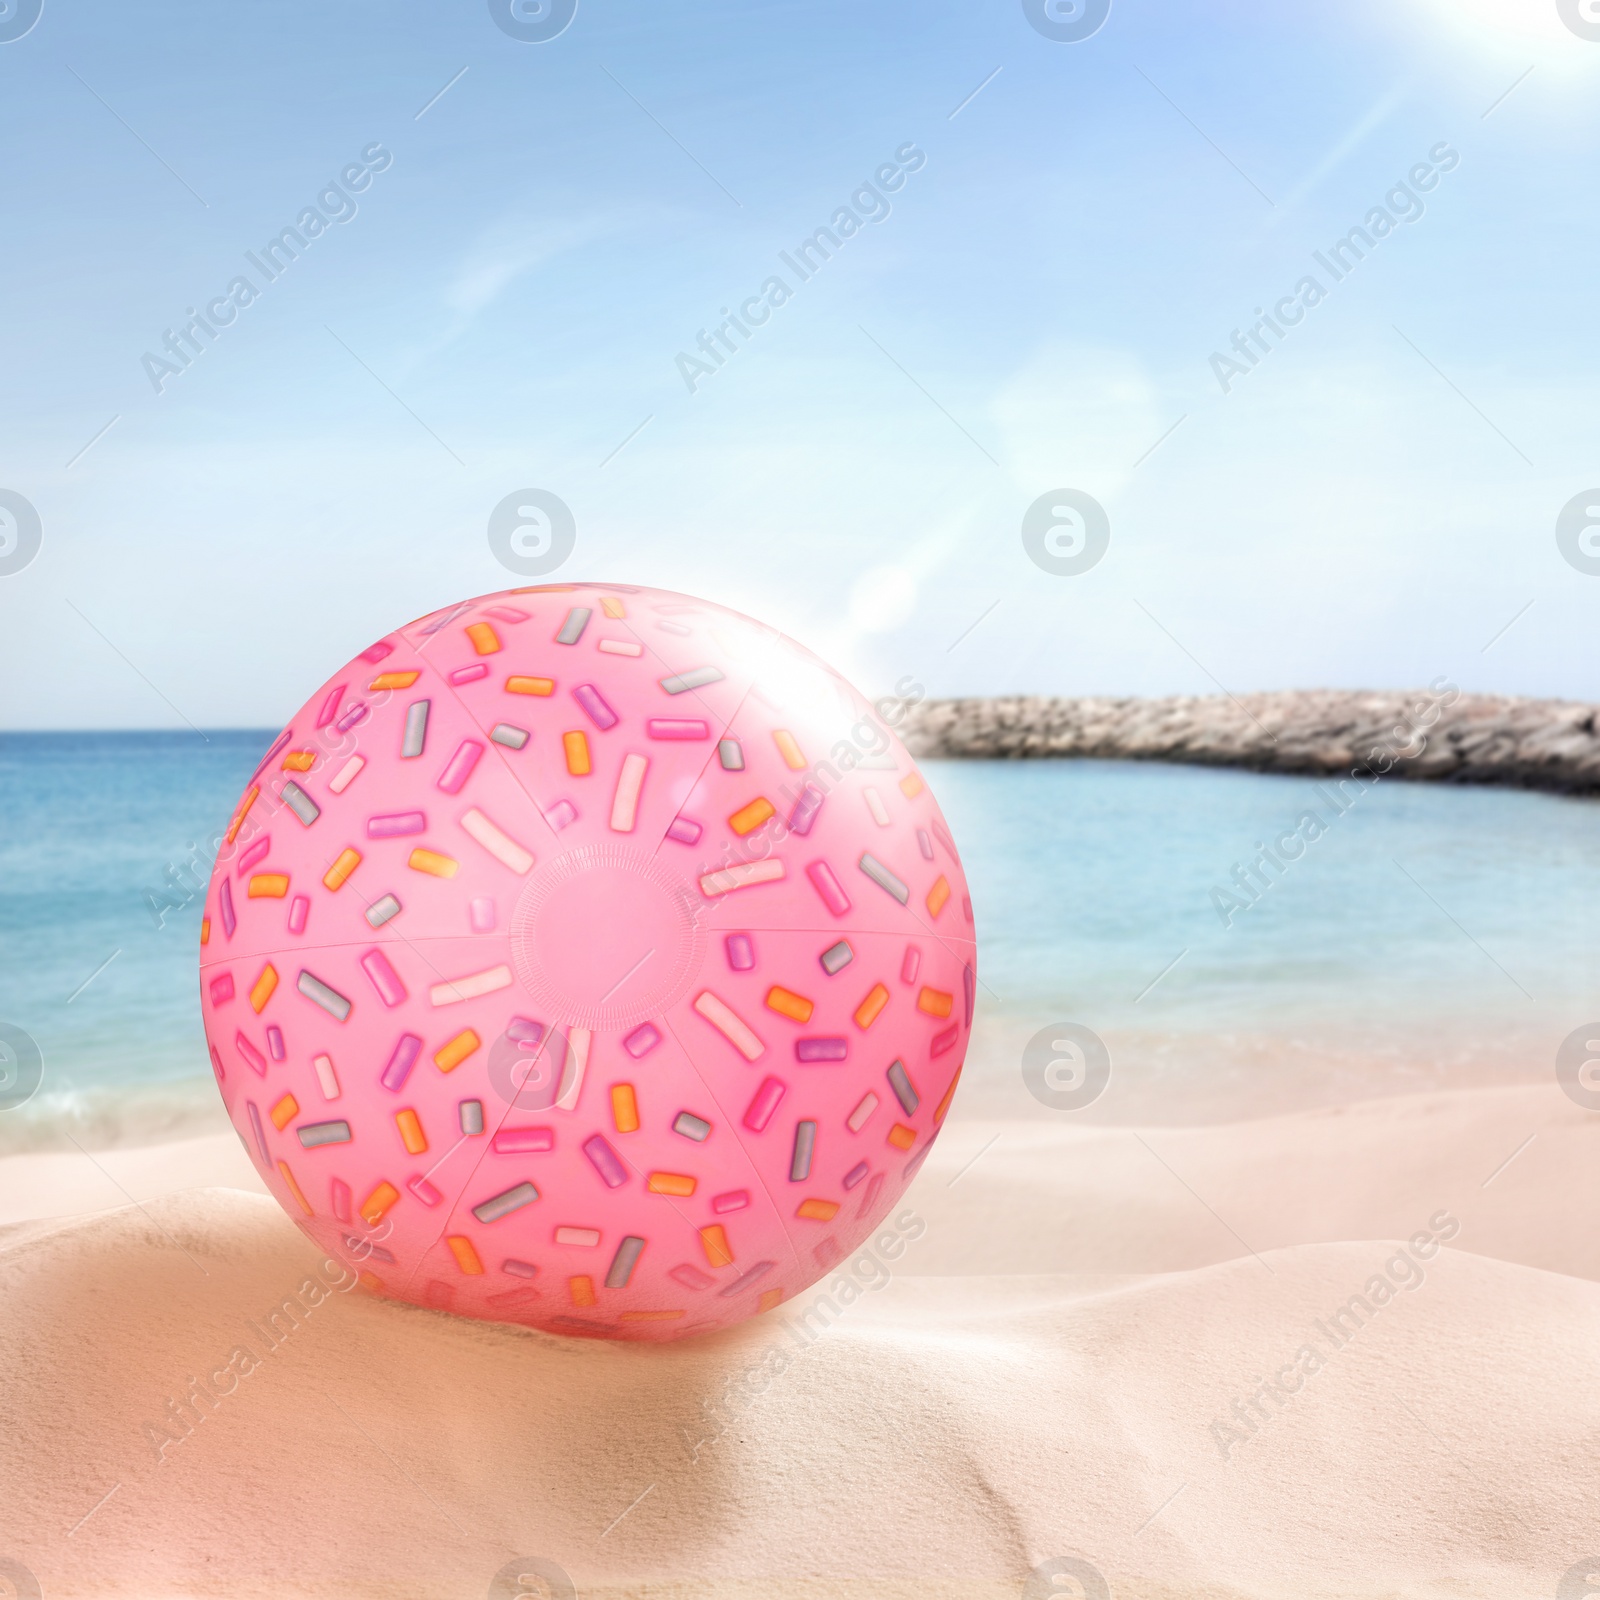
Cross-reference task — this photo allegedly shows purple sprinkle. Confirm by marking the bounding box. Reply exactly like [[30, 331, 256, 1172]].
[[712, 1189, 750, 1214], [544, 799, 578, 832], [367, 811, 427, 838], [666, 816, 702, 845], [843, 1160, 870, 1190], [788, 784, 825, 836], [742, 1076, 786, 1132], [247, 1100, 269, 1162], [583, 1133, 628, 1189], [235, 1030, 266, 1075], [265, 1024, 285, 1062], [796, 1037, 848, 1063], [572, 683, 619, 731], [381, 1032, 423, 1092], [449, 663, 489, 685], [252, 729, 293, 779], [623, 1022, 661, 1058], [964, 962, 975, 1027], [219, 878, 237, 939], [725, 933, 754, 971], [436, 740, 484, 795], [335, 701, 370, 733], [917, 828, 934, 860]]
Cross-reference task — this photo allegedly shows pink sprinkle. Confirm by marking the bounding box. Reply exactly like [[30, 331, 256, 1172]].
[[335, 701, 369, 733], [900, 945, 920, 985], [485, 606, 529, 622], [806, 860, 851, 917], [544, 799, 578, 832], [666, 816, 702, 845], [449, 663, 490, 685], [623, 1022, 661, 1058], [238, 837, 271, 873], [235, 1030, 266, 1076], [208, 972, 236, 1005], [359, 640, 395, 664], [366, 811, 426, 838], [436, 740, 484, 795], [209, 1042, 224, 1082], [469, 896, 496, 933], [711, 1189, 751, 1214], [331, 1178, 351, 1223], [492, 1126, 555, 1154], [742, 1076, 786, 1132], [647, 718, 710, 740], [407, 1175, 443, 1207], [931, 1024, 959, 1056], [288, 895, 309, 934], [360, 949, 408, 1008], [670, 1263, 714, 1289], [788, 784, 824, 836], [724, 933, 754, 971], [315, 683, 346, 728], [219, 878, 237, 938]]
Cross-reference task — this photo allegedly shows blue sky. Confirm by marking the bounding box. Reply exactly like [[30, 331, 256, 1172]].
[[2, 0, 1598, 729]]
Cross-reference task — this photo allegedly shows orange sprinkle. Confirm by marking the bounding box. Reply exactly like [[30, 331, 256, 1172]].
[[925, 875, 951, 918], [899, 772, 925, 799], [248, 873, 290, 899], [506, 675, 555, 696], [357, 1271, 384, 1294], [395, 1108, 427, 1154], [600, 596, 627, 618], [611, 1083, 640, 1133], [408, 848, 458, 878], [699, 1224, 734, 1267], [434, 1029, 480, 1072], [765, 985, 814, 1024], [772, 730, 807, 770], [447, 1235, 484, 1275], [853, 983, 890, 1030], [569, 1275, 596, 1307], [370, 670, 420, 690], [887, 1123, 916, 1151], [796, 1198, 839, 1222], [563, 730, 591, 776], [281, 750, 316, 771], [270, 1092, 299, 1130], [648, 1171, 697, 1197], [620, 1309, 684, 1322], [276, 1159, 313, 1216], [917, 986, 953, 1019], [360, 1180, 400, 1225], [322, 848, 362, 890], [200, 917, 210, 945], [758, 1287, 784, 1313], [249, 963, 279, 1014], [934, 1066, 962, 1123], [225, 785, 259, 845], [465, 621, 501, 655], [728, 796, 775, 836]]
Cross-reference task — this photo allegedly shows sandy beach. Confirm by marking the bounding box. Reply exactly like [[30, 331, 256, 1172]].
[[3, 1044, 1595, 1600]]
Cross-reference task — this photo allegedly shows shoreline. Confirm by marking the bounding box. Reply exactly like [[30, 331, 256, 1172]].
[[902, 688, 1600, 795]]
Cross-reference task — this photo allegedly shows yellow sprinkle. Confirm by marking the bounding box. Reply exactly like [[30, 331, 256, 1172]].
[[506, 675, 555, 696], [248, 873, 290, 898], [370, 670, 420, 690], [899, 771, 925, 799], [277, 1159, 313, 1216], [249, 963, 279, 1014], [758, 1287, 784, 1313], [200, 917, 210, 945], [447, 1235, 484, 1275], [699, 1224, 734, 1267], [600, 597, 627, 618], [563, 730, 591, 776], [917, 986, 954, 1018], [465, 621, 501, 655], [611, 1083, 639, 1134], [569, 1275, 596, 1307], [728, 796, 775, 836], [434, 1029, 480, 1073], [360, 1180, 400, 1225], [934, 1066, 962, 1123], [408, 848, 459, 878], [772, 730, 806, 770], [648, 1171, 697, 1197], [225, 785, 259, 845], [853, 982, 890, 1030], [322, 848, 362, 891], [926, 875, 951, 918], [281, 750, 316, 771], [270, 1092, 299, 1130], [765, 985, 814, 1024], [395, 1108, 428, 1154], [887, 1123, 916, 1151], [357, 1271, 384, 1294], [620, 1309, 684, 1322], [796, 1198, 839, 1222]]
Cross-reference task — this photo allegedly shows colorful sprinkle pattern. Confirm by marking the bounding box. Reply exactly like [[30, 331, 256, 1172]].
[[199, 584, 975, 1342]]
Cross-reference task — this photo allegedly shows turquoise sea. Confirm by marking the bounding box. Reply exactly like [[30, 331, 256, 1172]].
[[1, 731, 1595, 1145]]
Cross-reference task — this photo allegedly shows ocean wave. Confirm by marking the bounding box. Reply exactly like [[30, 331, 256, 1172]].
[[0, 1077, 232, 1154]]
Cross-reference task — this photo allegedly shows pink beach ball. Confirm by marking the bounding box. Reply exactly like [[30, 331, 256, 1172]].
[[198, 584, 974, 1341]]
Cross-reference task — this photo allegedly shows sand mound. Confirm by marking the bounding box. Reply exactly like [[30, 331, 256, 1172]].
[[2, 1183, 1597, 1600]]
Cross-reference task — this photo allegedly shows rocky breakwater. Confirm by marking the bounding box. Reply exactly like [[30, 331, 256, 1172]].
[[899, 685, 1600, 795]]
